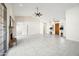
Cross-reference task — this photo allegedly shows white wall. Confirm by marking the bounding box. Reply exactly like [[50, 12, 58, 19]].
[[16, 20, 40, 39], [66, 7, 79, 41], [28, 22, 40, 35]]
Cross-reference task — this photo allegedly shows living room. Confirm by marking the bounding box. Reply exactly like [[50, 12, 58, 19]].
[[0, 3, 79, 56]]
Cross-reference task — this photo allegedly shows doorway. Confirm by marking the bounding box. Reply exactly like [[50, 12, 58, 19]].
[[55, 23, 60, 35]]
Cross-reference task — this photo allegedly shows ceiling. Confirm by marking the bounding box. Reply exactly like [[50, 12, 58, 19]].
[[10, 3, 79, 21]]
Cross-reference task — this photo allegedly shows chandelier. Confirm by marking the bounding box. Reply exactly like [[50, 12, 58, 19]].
[[35, 7, 42, 17]]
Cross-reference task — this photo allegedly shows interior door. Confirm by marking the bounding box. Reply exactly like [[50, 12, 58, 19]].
[[55, 23, 60, 35]]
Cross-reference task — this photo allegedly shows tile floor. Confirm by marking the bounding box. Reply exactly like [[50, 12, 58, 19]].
[[6, 34, 79, 56]]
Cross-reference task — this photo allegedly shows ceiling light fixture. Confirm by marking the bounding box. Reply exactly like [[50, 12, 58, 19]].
[[35, 7, 42, 17]]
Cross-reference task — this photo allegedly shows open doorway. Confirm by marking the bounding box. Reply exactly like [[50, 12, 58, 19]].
[[55, 23, 60, 35]]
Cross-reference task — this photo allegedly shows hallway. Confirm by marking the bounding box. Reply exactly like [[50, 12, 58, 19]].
[[7, 34, 79, 56]]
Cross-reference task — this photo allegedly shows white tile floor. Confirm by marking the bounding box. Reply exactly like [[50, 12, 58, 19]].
[[7, 34, 79, 56]]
